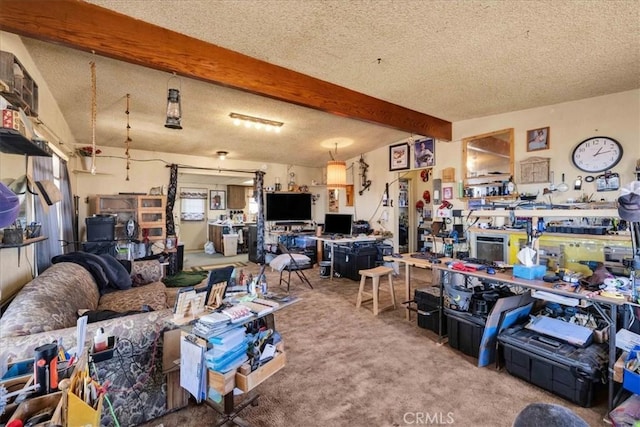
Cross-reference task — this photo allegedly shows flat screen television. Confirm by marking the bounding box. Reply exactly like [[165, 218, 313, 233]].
[[265, 192, 312, 222], [323, 213, 353, 236]]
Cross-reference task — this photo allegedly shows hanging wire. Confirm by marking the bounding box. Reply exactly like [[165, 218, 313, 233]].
[[125, 93, 131, 181], [90, 60, 97, 175]]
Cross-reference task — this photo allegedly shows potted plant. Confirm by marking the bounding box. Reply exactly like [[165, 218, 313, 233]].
[[76, 146, 101, 170]]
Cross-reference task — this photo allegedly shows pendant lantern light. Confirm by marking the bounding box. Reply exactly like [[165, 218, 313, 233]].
[[326, 143, 347, 188]]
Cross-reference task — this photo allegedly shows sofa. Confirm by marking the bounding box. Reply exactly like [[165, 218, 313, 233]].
[[0, 259, 175, 426]]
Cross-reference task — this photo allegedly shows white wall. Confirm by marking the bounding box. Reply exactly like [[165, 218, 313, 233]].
[[0, 32, 77, 303], [343, 89, 640, 252]]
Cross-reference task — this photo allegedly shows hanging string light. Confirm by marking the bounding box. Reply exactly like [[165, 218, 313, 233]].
[[90, 60, 97, 175], [125, 93, 131, 181]]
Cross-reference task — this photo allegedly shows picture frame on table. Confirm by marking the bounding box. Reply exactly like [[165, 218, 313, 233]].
[[389, 143, 410, 171], [413, 137, 435, 168], [210, 190, 226, 210], [526, 127, 550, 152]]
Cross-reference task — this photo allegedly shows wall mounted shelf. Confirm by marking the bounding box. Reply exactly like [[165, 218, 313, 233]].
[[0, 235, 47, 249], [72, 169, 111, 175], [0, 127, 52, 156]]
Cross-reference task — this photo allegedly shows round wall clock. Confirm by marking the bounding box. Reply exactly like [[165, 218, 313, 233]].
[[571, 136, 623, 173]]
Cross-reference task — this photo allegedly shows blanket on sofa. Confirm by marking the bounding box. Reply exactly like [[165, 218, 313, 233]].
[[52, 252, 132, 293]]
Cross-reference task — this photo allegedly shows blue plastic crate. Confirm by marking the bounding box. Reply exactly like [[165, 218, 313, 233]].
[[623, 345, 640, 395]]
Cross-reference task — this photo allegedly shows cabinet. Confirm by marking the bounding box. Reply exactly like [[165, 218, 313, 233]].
[[0, 51, 39, 116], [227, 185, 248, 209], [89, 195, 166, 242]]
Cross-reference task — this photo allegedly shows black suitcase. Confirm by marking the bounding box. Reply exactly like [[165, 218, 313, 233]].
[[498, 324, 608, 407]]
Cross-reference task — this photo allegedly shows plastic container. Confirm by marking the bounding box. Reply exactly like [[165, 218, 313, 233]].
[[319, 261, 331, 278], [223, 234, 239, 256], [623, 345, 640, 395], [513, 264, 547, 280], [94, 328, 108, 352]]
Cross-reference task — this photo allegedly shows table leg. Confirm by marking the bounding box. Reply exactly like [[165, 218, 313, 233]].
[[330, 243, 335, 281], [210, 390, 259, 427], [405, 262, 411, 320]]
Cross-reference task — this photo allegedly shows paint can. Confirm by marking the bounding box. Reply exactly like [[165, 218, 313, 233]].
[[319, 261, 331, 278]]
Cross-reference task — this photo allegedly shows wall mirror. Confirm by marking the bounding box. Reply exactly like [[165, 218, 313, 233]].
[[462, 128, 514, 183]]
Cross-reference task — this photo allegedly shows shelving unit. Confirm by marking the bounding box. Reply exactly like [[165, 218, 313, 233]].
[[0, 51, 39, 116], [89, 195, 166, 242]]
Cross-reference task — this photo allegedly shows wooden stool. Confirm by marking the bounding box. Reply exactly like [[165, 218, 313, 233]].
[[356, 266, 396, 315]]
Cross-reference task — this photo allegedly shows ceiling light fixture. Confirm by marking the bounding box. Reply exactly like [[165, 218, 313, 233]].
[[229, 112, 283, 133], [327, 143, 347, 188], [164, 73, 182, 129], [216, 151, 228, 160]]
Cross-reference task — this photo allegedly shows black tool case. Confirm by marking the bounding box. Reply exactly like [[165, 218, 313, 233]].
[[498, 324, 608, 407], [415, 287, 447, 335], [444, 308, 486, 358]]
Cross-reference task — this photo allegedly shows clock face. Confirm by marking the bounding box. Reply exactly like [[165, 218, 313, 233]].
[[571, 137, 623, 173]]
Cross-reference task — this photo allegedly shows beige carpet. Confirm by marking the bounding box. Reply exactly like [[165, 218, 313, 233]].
[[140, 264, 609, 427]]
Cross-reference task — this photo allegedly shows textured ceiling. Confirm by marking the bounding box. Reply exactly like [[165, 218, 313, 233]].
[[13, 1, 640, 167]]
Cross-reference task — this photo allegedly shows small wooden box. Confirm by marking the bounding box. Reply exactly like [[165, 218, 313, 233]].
[[9, 391, 63, 426], [208, 369, 236, 395], [235, 349, 286, 393]]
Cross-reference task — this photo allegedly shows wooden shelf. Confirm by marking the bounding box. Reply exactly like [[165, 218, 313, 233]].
[[0, 127, 52, 156], [0, 235, 47, 249], [73, 169, 111, 175], [468, 208, 619, 218]]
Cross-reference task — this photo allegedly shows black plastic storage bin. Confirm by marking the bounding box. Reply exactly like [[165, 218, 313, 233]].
[[444, 308, 485, 358], [498, 325, 608, 407], [415, 287, 447, 335]]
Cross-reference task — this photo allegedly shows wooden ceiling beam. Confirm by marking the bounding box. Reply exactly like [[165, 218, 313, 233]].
[[0, 0, 451, 140]]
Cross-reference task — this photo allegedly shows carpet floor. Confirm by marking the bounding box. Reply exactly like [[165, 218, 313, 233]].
[[139, 263, 609, 427]]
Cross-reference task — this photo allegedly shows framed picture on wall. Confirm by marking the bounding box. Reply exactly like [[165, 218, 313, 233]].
[[527, 127, 550, 151], [442, 186, 453, 200], [413, 137, 435, 168], [210, 190, 226, 210], [389, 143, 410, 171]]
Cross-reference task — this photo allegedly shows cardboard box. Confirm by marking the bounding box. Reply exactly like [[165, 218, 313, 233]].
[[614, 351, 628, 383], [2, 108, 25, 134], [623, 345, 640, 394]]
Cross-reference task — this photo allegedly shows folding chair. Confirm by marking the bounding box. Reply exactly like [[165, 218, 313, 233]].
[[277, 243, 313, 292]]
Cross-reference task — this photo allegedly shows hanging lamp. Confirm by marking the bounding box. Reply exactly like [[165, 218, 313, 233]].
[[164, 73, 182, 129], [326, 143, 347, 188]]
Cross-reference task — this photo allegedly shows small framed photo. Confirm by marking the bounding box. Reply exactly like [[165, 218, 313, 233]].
[[442, 186, 453, 200], [389, 143, 410, 171], [210, 190, 226, 210], [527, 127, 550, 151], [413, 137, 435, 168]]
